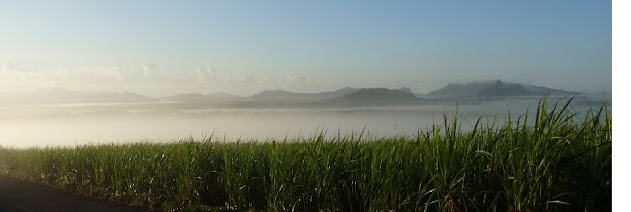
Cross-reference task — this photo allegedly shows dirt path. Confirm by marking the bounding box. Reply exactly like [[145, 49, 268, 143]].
[[0, 175, 157, 212]]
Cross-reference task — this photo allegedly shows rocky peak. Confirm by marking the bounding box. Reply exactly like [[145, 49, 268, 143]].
[[399, 87, 413, 94]]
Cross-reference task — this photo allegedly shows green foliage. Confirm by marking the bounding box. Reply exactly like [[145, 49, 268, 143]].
[[0, 97, 611, 211]]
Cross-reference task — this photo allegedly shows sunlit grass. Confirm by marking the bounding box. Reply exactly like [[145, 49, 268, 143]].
[[0, 96, 611, 211]]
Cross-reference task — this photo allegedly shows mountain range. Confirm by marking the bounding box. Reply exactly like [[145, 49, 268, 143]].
[[0, 80, 579, 106], [426, 79, 573, 97], [329, 88, 422, 106], [250, 87, 360, 100]]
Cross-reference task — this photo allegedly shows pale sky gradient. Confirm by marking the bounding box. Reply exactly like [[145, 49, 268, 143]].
[[0, 1, 611, 97]]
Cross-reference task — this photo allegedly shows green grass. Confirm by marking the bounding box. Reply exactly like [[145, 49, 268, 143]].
[[0, 96, 611, 211]]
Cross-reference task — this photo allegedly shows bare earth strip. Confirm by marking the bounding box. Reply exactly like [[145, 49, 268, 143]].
[[0, 175, 157, 212]]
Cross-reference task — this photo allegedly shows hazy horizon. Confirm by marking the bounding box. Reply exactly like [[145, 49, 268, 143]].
[[0, 78, 612, 99], [0, 1, 611, 97], [4, 97, 603, 148], [0, 1, 613, 147]]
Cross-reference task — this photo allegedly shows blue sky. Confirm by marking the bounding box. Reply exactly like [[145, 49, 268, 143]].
[[0, 1, 611, 96]]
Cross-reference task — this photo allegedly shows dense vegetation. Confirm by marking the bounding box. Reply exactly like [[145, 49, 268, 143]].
[[0, 97, 611, 211]]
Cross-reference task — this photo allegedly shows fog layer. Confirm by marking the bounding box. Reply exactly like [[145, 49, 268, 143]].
[[0, 97, 608, 148]]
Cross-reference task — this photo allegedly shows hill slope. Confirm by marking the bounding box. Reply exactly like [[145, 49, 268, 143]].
[[250, 87, 359, 100], [427, 79, 573, 97], [330, 88, 423, 105]]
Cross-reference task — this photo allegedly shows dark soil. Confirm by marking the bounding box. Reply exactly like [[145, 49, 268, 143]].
[[0, 175, 158, 212]]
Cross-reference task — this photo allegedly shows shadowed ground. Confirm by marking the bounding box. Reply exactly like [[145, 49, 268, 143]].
[[0, 175, 157, 212]]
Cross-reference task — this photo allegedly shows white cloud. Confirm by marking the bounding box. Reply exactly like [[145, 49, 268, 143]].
[[284, 72, 307, 86], [195, 66, 215, 82], [0, 60, 55, 89], [104, 64, 162, 81], [258, 78, 279, 87], [0, 63, 169, 92], [64, 65, 138, 82], [112, 64, 132, 81], [1, 60, 38, 73], [238, 75, 256, 84], [142, 64, 158, 79], [0, 61, 347, 96]]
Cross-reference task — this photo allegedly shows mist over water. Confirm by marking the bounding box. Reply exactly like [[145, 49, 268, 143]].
[[0, 97, 608, 148]]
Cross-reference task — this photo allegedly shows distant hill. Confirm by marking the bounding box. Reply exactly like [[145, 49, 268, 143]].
[[161, 92, 242, 102], [250, 87, 359, 100], [427, 79, 573, 97], [330, 88, 423, 105], [161, 93, 214, 102], [250, 90, 308, 99], [399, 87, 413, 94], [314, 87, 361, 99], [478, 80, 532, 97], [426, 81, 495, 97], [0, 87, 152, 105], [206, 92, 241, 99]]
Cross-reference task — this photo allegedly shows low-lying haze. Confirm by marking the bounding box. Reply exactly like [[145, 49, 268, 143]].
[[0, 100, 545, 147], [0, 90, 609, 147], [0, 1, 612, 147]]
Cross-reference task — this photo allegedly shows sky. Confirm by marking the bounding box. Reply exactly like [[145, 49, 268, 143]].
[[0, 1, 611, 97]]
